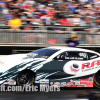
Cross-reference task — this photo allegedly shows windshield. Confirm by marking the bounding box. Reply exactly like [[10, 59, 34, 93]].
[[27, 48, 59, 59]]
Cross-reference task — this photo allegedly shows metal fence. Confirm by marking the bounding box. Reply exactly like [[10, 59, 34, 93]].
[[0, 29, 99, 47]]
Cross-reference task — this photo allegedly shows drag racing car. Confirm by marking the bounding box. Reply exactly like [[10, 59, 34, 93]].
[[0, 46, 100, 88]]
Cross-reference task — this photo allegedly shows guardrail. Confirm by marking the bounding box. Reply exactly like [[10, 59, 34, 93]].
[[0, 29, 99, 47], [0, 25, 88, 32]]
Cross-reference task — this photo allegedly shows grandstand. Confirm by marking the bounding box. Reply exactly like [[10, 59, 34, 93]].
[[0, 0, 100, 54]]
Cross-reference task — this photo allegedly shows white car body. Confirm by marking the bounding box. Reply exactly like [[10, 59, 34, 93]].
[[0, 46, 100, 87]]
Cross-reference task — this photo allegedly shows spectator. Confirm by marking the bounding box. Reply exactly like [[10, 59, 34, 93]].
[[2, 6, 13, 24], [79, 0, 89, 4], [4, 13, 12, 24], [40, 6, 46, 15], [47, 8, 55, 16], [69, 1, 76, 12], [32, 16, 43, 25], [23, 0, 35, 6], [79, 17, 87, 26], [20, 13, 27, 20], [40, 13, 51, 25], [2, 6, 9, 15], [69, 14, 81, 26], [65, 34, 79, 47], [95, 16, 100, 27], [59, 16, 72, 26], [23, 21, 37, 43], [0, 0, 6, 12], [0, 0, 99, 29], [8, 14, 22, 30], [22, 9, 33, 19], [1, 0, 100, 46], [84, 13, 94, 26]]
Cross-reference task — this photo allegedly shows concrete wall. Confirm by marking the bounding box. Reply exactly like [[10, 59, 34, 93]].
[[0, 46, 99, 55]]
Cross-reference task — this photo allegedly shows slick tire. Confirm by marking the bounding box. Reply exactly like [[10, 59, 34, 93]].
[[94, 71, 100, 88], [16, 69, 35, 86]]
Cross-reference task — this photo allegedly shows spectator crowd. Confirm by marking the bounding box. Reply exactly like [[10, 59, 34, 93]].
[[0, 0, 100, 27], [1, 0, 100, 45]]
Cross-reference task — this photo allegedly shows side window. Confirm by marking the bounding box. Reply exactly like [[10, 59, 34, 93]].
[[88, 52, 99, 60], [67, 51, 88, 60], [54, 51, 89, 60], [54, 52, 68, 60]]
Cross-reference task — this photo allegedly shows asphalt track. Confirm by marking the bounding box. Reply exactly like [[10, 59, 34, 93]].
[[0, 88, 99, 100]]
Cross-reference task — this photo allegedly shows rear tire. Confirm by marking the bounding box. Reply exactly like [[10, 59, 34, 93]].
[[16, 69, 35, 86], [94, 71, 100, 88]]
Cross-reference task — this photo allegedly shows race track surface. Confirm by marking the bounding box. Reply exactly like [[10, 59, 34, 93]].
[[0, 88, 98, 100]]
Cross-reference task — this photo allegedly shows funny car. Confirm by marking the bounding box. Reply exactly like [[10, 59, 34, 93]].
[[0, 46, 100, 88]]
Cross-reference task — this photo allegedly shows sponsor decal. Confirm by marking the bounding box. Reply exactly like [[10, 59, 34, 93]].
[[70, 79, 80, 85], [71, 64, 79, 72], [68, 60, 100, 73], [82, 60, 100, 70], [0, 61, 4, 64], [73, 81, 80, 85], [40, 79, 49, 86], [65, 57, 83, 60], [65, 82, 73, 87], [79, 53, 87, 58], [69, 85, 86, 87], [64, 60, 100, 75], [86, 78, 93, 84], [64, 76, 94, 87], [69, 60, 100, 72], [54, 82, 61, 86], [88, 77, 93, 82], [86, 83, 93, 87], [65, 82, 86, 87], [86, 77, 93, 87], [50, 82, 53, 86], [65, 80, 74, 87], [80, 77, 93, 85], [80, 77, 94, 87], [80, 80, 87, 84], [3, 79, 16, 85], [27, 53, 38, 58], [61, 82, 66, 87]]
